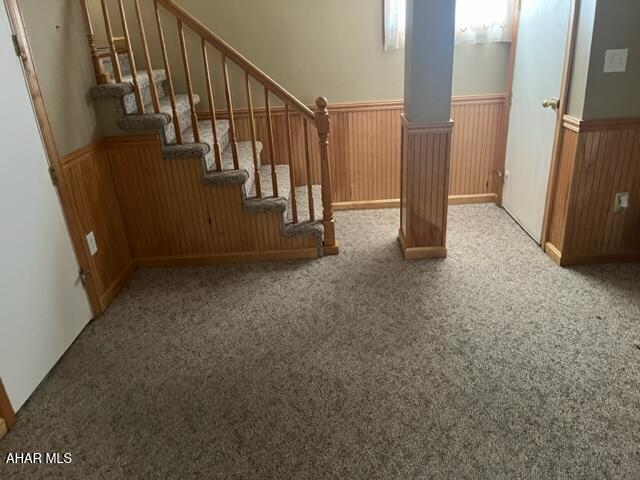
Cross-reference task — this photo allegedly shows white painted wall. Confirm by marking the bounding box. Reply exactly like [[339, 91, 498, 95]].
[[0, 2, 92, 411]]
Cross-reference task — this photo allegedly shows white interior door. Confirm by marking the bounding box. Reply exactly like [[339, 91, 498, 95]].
[[0, 2, 92, 411], [503, 0, 572, 243]]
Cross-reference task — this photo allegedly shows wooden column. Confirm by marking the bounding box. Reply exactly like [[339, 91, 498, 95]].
[[399, 0, 455, 260], [315, 97, 338, 255], [399, 117, 453, 259]]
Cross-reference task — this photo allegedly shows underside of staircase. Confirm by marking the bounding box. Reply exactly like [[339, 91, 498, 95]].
[[91, 55, 325, 257]]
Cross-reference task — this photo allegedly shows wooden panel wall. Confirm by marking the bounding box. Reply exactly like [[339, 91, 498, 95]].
[[105, 136, 318, 265], [60, 143, 133, 312], [206, 94, 507, 208], [546, 117, 640, 265]]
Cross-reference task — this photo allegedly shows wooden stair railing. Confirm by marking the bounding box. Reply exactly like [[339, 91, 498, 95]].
[[79, 0, 337, 255]]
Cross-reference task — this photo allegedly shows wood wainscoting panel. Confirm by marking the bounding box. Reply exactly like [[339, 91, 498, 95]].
[[450, 95, 506, 198], [201, 94, 506, 208], [60, 143, 133, 313], [105, 136, 318, 264], [546, 116, 640, 265]]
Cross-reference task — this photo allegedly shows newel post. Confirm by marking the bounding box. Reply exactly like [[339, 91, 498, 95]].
[[79, 0, 109, 84], [315, 97, 338, 255]]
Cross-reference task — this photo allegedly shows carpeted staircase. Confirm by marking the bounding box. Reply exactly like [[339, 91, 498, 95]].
[[90, 54, 324, 245]]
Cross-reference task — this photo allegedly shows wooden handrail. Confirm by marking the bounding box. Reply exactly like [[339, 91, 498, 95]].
[[155, 0, 315, 122]]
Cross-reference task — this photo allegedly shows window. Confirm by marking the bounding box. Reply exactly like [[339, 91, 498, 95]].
[[383, 0, 406, 51], [455, 0, 514, 44], [383, 0, 513, 51]]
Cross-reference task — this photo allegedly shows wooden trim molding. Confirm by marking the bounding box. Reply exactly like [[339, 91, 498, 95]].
[[333, 199, 400, 211], [0, 377, 16, 431], [537, 0, 578, 247], [135, 248, 318, 268], [333, 193, 498, 211], [402, 116, 455, 134], [449, 193, 498, 205], [546, 243, 640, 267], [562, 115, 640, 133], [398, 229, 447, 260]]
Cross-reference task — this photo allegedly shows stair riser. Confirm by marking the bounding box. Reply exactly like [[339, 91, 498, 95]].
[[121, 79, 168, 115], [161, 105, 194, 146], [100, 54, 132, 79]]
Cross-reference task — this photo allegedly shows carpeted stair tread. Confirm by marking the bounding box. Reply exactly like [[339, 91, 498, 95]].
[[245, 165, 291, 213], [245, 165, 323, 235], [180, 120, 230, 154], [287, 185, 323, 224], [99, 53, 132, 78], [284, 185, 324, 238], [90, 69, 166, 101], [118, 94, 196, 133], [202, 141, 262, 191]]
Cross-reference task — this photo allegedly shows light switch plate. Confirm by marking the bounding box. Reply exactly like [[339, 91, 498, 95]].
[[604, 49, 628, 73], [86, 231, 98, 256]]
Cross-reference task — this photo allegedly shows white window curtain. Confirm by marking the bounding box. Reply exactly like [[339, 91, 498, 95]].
[[383, 0, 513, 50], [455, 0, 514, 44], [383, 0, 406, 51]]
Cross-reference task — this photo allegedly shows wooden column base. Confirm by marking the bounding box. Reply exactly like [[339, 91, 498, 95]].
[[323, 244, 340, 256], [399, 115, 454, 260], [398, 229, 446, 259]]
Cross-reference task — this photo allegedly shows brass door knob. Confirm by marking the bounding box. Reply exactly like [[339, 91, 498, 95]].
[[542, 97, 560, 111]]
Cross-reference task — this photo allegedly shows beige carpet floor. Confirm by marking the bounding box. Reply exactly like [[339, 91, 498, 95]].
[[2, 205, 639, 479]]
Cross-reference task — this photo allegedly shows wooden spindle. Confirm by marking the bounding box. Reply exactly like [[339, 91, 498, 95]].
[[202, 40, 222, 170], [264, 88, 278, 197], [221, 55, 239, 170], [245, 73, 261, 196], [80, 0, 108, 84], [177, 19, 200, 143], [134, 0, 160, 113], [100, 0, 122, 82], [285, 104, 298, 223], [116, 0, 144, 113], [154, 0, 181, 144], [315, 97, 337, 253], [303, 119, 315, 222]]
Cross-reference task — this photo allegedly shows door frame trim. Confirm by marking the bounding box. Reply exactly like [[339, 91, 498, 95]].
[[0, 377, 16, 430], [540, 0, 579, 247], [497, 0, 523, 207], [2, 0, 100, 314]]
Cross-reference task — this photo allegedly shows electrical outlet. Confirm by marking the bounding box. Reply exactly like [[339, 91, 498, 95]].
[[614, 192, 630, 212], [86, 231, 98, 256], [604, 49, 628, 73]]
